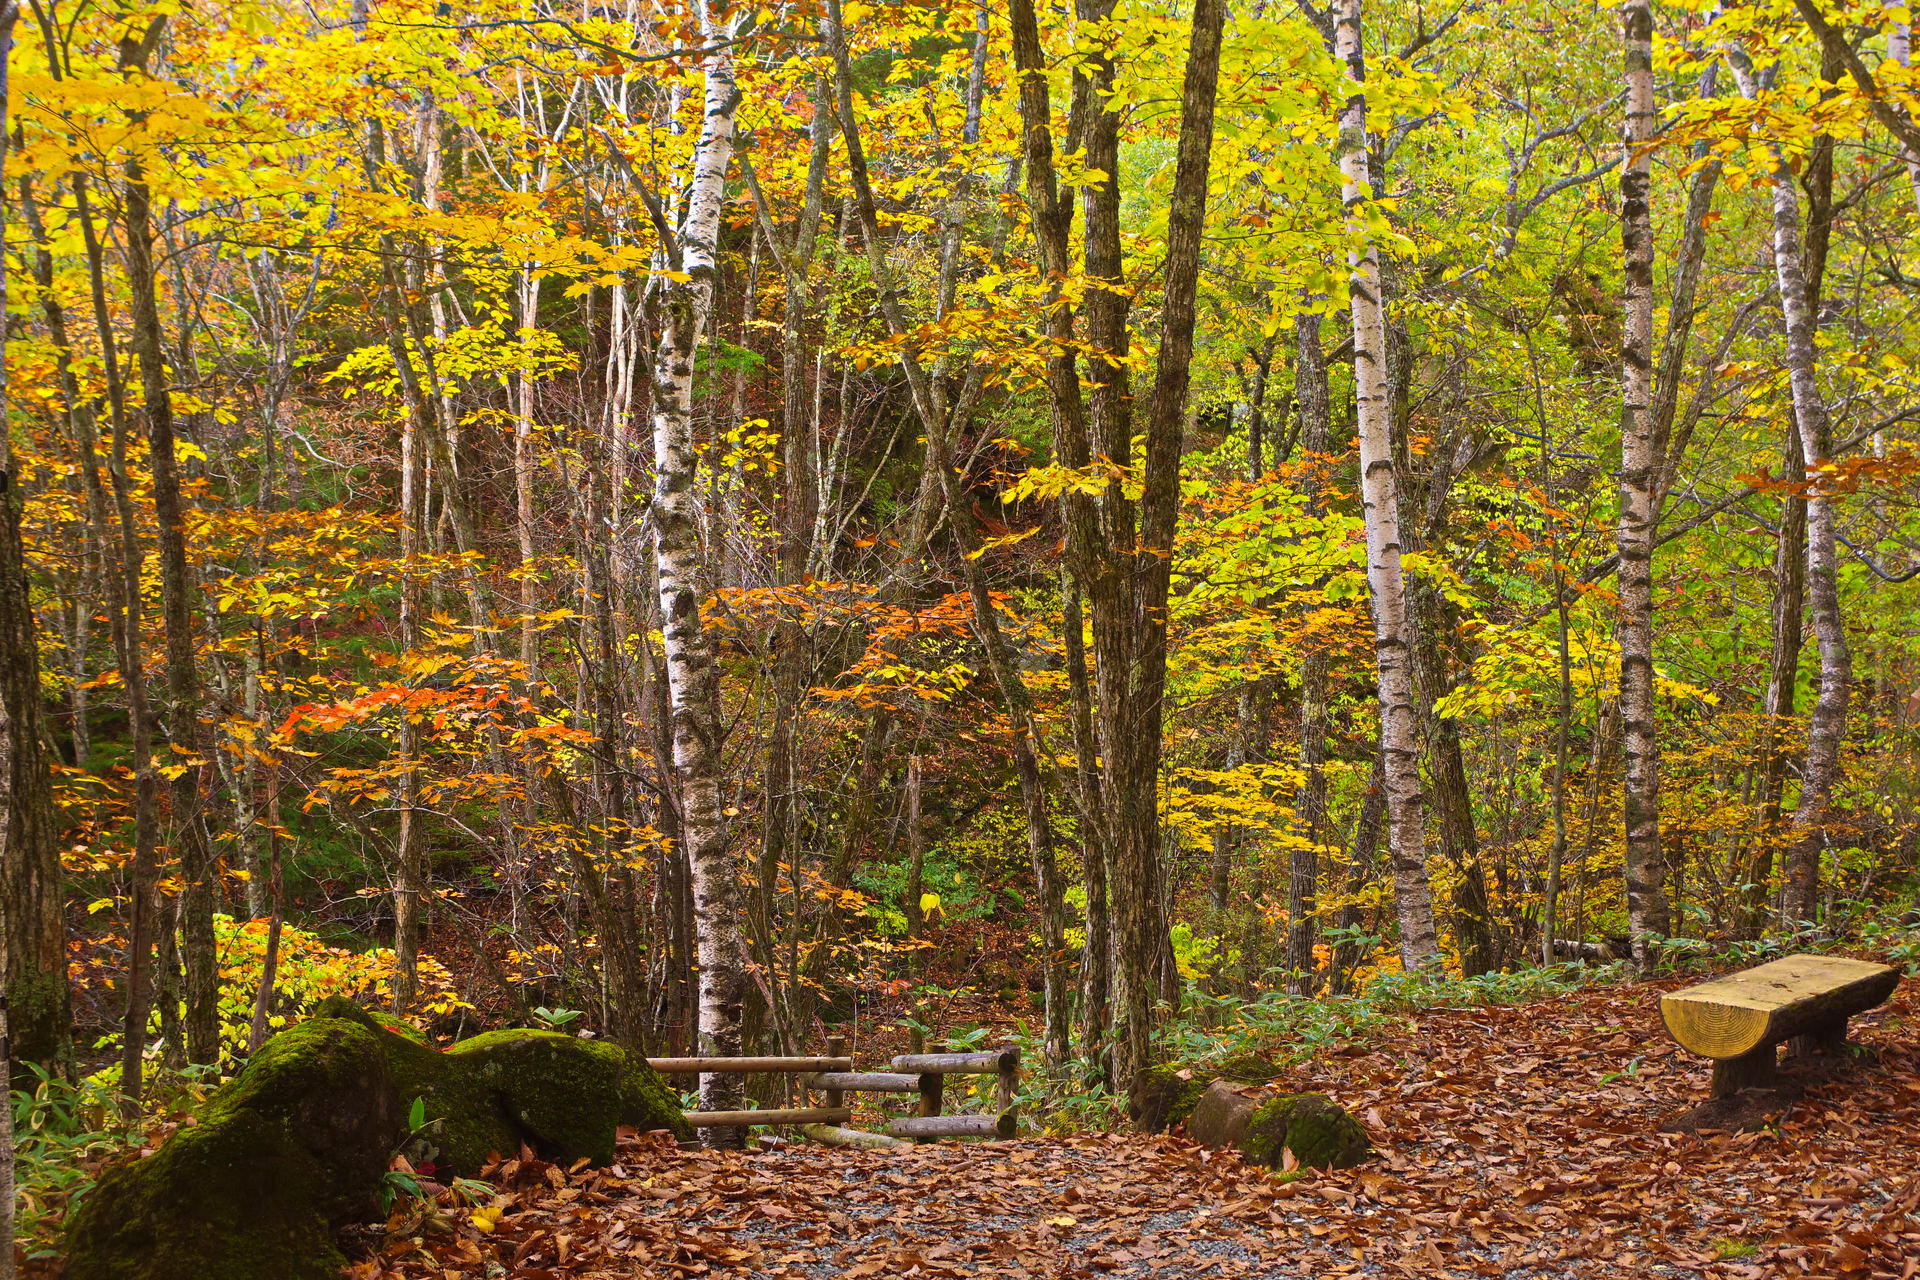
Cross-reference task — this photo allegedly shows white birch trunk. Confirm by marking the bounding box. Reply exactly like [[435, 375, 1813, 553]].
[[1725, 47, 1853, 926], [516, 269, 541, 675], [1336, 0, 1439, 968], [646, 0, 752, 1142], [1887, 8, 1920, 216], [1617, 0, 1671, 965]]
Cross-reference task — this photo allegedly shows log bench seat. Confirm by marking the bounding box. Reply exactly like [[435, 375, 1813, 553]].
[[1660, 954, 1900, 1097]]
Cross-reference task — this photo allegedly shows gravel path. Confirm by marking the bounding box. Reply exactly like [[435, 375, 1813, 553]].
[[350, 975, 1920, 1279]]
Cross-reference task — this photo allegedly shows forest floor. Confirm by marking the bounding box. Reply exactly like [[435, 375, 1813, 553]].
[[348, 976, 1920, 1280]]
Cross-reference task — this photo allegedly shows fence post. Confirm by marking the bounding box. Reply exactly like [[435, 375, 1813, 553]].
[[917, 1071, 943, 1118], [823, 1034, 846, 1113]]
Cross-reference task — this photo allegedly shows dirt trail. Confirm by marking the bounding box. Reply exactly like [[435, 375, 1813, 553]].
[[350, 976, 1920, 1278]]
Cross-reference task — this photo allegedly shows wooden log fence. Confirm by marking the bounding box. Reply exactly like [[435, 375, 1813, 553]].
[[649, 1034, 1022, 1144]]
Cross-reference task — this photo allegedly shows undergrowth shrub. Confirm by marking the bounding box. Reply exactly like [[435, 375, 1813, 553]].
[[96, 913, 471, 1070]]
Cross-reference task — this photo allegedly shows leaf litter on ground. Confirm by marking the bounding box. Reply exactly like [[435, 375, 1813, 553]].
[[344, 975, 1920, 1279]]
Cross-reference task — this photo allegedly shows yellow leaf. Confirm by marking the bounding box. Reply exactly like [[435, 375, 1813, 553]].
[[919, 892, 943, 917]]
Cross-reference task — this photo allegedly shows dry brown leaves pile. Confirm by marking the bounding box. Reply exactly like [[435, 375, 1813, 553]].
[[347, 975, 1920, 1279]]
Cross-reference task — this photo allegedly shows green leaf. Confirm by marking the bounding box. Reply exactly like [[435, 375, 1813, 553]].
[[408, 1096, 426, 1133]]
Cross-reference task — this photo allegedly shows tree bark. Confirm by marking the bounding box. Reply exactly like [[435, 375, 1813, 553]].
[[1744, 424, 1808, 935], [1064, 573, 1110, 1071], [1724, 42, 1851, 929], [1337, 0, 1439, 969], [1288, 313, 1332, 993], [645, 0, 753, 1143], [1543, 552, 1573, 965], [1329, 754, 1387, 994], [1885, 3, 1920, 216], [1106, 0, 1225, 1077], [55, 164, 163, 1098], [0, 1, 70, 1086], [1617, 0, 1672, 966], [827, 0, 1077, 1062]]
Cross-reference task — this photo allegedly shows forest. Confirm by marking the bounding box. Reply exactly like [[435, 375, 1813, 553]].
[[3, 0, 1920, 1273]]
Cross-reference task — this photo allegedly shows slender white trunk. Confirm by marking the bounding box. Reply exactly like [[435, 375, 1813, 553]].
[[1887, 9, 1920, 215], [646, 1, 751, 1142], [1618, 0, 1671, 965], [517, 269, 541, 675], [1725, 47, 1853, 926], [1336, 0, 1438, 968]]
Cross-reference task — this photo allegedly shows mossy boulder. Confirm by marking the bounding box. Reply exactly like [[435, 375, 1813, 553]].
[[1185, 1080, 1371, 1171], [65, 1000, 687, 1280], [1129, 1065, 1211, 1134], [1129, 1056, 1280, 1134], [1239, 1093, 1371, 1170]]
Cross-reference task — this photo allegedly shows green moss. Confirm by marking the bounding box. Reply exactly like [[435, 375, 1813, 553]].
[[6, 968, 74, 1087], [449, 1028, 689, 1161], [1129, 1065, 1211, 1133], [65, 1018, 395, 1280], [65, 1001, 687, 1279], [366, 1007, 429, 1044], [1239, 1093, 1371, 1171], [1212, 1054, 1281, 1082]]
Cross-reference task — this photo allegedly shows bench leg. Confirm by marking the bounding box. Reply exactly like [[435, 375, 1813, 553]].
[[1787, 1018, 1847, 1059], [1710, 1046, 1778, 1097]]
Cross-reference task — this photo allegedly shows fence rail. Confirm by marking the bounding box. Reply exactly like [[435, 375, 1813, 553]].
[[656, 1034, 1021, 1142]]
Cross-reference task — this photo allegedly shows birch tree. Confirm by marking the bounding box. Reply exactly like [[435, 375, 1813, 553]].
[[1615, 0, 1671, 965], [1723, 38, 1853, 928], [1336, 0, 1438, 968], [645, 0, 753, 1141]]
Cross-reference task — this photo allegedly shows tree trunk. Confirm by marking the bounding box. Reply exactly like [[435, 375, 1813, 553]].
[[1617, 0, 1672, 966], [1724, 42, 1851, 929], [1110, 0, 1225, 1077], [390, 110, 437, 1012], [645, 0, 753, 1144], [1337, 0, 1439, 969], [903, 751, 928, 945], [755, 72, 832, 1025], [1330, 755, 1387, 995], [1064, 573, 1110, 1072], [1885, 3, 1920, 216], [828, 0, 1078, 1062], [1288, 314, 1332, 993], [1744, 426, 1808, 935], [1407, 585, 1497, 976], [247, 713, 284, 1056], [56, 165, 162, 1098], [1543, 560, 1573, 965], [0, 2, 69, 1085]]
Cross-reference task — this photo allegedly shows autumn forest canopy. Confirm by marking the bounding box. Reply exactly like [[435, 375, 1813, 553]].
[[7, 0, 1920, 1228]]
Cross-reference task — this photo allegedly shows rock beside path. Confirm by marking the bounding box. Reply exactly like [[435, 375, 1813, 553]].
[[1184, 1081, 1372, 1170], [64, 999, 687, 1280]]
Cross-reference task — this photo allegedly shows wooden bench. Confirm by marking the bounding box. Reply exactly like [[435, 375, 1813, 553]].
[[1660, 954, 1900, 1096]]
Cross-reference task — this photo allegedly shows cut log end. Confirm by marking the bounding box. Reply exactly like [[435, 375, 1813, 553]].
[[1661, 956, 1899, 1060], [1661, 995, 1773, 1060]]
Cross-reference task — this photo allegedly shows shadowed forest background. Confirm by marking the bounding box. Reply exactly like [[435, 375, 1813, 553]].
[[5, 0, 1920, 1259]]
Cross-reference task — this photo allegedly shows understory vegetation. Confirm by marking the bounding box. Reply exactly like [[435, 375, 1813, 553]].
[[5, 0, 1920, 1265]]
